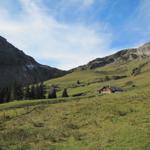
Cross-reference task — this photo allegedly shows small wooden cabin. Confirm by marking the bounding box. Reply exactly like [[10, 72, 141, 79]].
[[98, 86, 124, 94]]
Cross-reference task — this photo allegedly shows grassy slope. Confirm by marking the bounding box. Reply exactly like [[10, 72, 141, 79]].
[[45, 59, 150, 96], [0, 59, 150, 150]]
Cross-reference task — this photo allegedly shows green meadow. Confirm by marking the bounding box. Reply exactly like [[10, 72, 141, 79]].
[[0, 59, 150, 150]]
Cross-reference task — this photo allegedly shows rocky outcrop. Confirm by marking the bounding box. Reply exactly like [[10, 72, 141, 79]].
[[76, 42, 150, 70]]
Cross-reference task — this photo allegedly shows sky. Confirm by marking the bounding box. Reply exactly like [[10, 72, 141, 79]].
[[0, 0, 150, 70]]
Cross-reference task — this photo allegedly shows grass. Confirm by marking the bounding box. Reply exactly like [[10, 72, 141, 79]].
[[0, 59, 150, 149], [45, 59, 150, 97], [0, 88, 150, 150]]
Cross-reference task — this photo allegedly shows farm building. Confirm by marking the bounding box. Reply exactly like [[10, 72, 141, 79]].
[[98, 86, 124, 94]]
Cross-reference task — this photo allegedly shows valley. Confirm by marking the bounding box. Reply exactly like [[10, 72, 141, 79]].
[[0, 54, 150, 149], [0, 0, 150, 149]]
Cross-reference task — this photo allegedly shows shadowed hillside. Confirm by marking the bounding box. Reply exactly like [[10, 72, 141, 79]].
[[0, 36, 66, 88]]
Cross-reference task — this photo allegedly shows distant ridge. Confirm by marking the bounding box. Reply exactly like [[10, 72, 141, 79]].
[[75, 42, 150, 70]]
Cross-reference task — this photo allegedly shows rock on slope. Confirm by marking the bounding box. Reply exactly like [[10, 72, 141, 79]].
[[77, 42, 150, 70], [0, 36, 66, 88]]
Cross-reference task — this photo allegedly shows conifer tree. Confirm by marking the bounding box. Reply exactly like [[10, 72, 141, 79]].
[[39, 82, 46, 99], [48, 87, 57, 99], [35, 84, 40, 99], [14, 85, 24, 100], [25, 86, 31, 100], [77, 80, 80, 84], [30, 85, 36, 99], [62, 88, 69, 97]]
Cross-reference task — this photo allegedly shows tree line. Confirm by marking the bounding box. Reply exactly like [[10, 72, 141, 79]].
[[0, 82, 69, 103]]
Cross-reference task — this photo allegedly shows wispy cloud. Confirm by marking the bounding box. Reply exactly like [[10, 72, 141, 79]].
[[50, 0, 99, 10], [0, 0, 112, 69]]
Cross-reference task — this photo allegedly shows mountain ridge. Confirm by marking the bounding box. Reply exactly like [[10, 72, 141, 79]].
[[1, 35, 150, 87], [0, 36, 66, 88], [74, 42, 150, 70]]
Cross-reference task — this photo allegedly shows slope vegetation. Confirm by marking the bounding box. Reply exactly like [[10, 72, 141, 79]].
[[0, 57, 150, 149]]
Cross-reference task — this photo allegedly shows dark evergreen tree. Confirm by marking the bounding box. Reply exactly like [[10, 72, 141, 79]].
[[5, 87, 11, 102], [14, 85, 24, 100], [34, 84, 40, 99], [9, 86, 15, 101], [39, 82, 46, 99], [24, 86, 31, 100], [25, 83, 46, 100], [30, 85, 36, 99], [0, 88, 7, 103], [62, 88, 69, 97], [0, 88, 3, 103], [48, 87, 57, 99], [0, 87, 12, 103], [0, 83, 25, 103], [77, 80, 80, 84], [0, 88, 4, 103]]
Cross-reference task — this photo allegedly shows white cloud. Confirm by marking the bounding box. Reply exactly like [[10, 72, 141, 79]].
[[0, 0, 112, 70], [70, 0, 95, 8], [82, 0, 95, 7]]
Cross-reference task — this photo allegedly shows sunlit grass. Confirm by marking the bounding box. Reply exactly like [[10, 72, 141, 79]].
[[0, 59, 150, 149]]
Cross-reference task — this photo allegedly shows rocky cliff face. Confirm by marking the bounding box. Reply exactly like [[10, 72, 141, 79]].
[[0, 36, 66, 88], [77, 42, 150, 70]]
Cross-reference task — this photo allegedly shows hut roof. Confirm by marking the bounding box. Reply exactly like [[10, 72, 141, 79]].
[[100, 86, 124, 92]]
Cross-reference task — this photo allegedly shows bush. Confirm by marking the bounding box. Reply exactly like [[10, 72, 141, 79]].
[[125, 81, 134, 86]]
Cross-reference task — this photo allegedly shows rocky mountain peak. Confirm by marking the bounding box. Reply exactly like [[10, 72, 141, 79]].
[[137, 42, 150, 56], [76, 41, 150, 70]]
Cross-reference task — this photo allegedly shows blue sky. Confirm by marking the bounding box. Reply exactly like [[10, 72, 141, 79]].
[[0, 0, 150, 69]]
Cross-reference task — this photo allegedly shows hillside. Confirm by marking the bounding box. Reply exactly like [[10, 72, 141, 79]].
[[45, 49, 150, 97], [75, 42, 150, 70], [1, 41, 150, 149], [0, 36, 66, 88]]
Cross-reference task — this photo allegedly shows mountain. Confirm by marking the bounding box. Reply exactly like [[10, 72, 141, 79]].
[[76, 42, 150, 70], [1, 40, 150, 149], [1, 39, 150, 149], [0, 36, 66, 88]]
